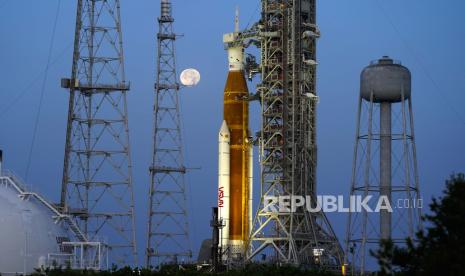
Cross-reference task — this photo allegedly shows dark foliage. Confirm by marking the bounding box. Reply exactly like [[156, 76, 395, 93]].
[[31, 263, 337, 276], [372, 173, 465, 275]]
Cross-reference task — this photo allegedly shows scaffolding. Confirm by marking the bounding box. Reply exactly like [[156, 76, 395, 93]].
[[246, 0, 343, 268]]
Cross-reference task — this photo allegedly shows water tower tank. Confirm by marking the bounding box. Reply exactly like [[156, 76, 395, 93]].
[[360, 56, 411, 102], [0, 181, 68, 274]]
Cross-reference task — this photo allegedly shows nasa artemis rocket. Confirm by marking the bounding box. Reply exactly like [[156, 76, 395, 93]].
[[218, 10, 253, 259]]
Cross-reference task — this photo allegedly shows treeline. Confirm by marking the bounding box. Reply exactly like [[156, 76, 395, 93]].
[[32, 264, 336, 276], [372, 173, 465, 275]]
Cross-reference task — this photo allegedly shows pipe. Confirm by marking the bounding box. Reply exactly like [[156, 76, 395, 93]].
[[380, 102, 392, 240]]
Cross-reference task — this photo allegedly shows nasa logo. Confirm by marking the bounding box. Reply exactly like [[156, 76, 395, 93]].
[[218, 186, 224, 207]]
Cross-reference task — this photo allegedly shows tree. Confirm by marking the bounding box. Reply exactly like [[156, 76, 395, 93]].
[[372, 173, 465, 275]]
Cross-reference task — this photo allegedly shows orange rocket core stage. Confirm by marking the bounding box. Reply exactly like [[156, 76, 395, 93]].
[[223, 70, 250, 243]]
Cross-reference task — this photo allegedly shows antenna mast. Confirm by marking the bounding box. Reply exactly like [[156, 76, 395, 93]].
[[146, 0, 192, 268]]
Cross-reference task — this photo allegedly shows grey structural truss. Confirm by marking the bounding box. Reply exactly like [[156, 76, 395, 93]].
[[60, 0, 137, 267], [237, 0, 344, 268], [146, 0, 192, 268]]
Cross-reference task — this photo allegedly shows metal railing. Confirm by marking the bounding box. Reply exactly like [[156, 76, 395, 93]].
[[47, 241, 108, 271], [0, 170, 87, 242]]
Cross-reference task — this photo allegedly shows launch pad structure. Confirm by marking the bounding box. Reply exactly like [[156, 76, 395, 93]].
[[221, 0, 343, 269], [55, 0, 344, 270], [55, 0, 345, 270], [0, 0, 434, 273]]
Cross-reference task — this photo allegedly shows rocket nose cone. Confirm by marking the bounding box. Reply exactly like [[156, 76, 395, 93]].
[[219, 120, 230, 135], [219, 120, 230, 141]]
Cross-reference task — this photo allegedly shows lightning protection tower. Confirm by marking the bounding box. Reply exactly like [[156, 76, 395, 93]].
[[146, 0, 192, 268], [60, 0, 137, 266], [345, 56, 422, 275], [247, 0, 343, 269]]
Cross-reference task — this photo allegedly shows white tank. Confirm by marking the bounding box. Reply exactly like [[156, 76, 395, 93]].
[[0, 181, 68, 275], [360, 56, 411, 103]]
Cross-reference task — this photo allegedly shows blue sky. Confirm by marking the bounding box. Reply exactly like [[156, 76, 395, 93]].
[[0, 0, 464, 266]]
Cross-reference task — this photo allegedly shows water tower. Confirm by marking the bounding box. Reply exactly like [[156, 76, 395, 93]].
[[345, 56, 422, 274]]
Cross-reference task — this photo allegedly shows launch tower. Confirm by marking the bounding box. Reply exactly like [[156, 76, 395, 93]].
[[60, 0, 137, 266], [235, 0, 344, 268]]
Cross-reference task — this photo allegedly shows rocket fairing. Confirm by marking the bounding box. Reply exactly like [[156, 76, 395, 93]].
[[218, 11, 253, 259]]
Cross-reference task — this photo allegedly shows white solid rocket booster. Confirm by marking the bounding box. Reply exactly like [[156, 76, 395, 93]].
[[218, 120, 230, 251]]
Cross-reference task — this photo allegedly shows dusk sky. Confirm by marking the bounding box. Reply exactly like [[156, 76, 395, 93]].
[[0, 0, 464, 265]]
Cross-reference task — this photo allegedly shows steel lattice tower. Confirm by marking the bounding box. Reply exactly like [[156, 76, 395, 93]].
[[60, 0, 137, 266], [146, 0, 192, 268], [247, 0, 343, 268], [345, 57, 422, 275]]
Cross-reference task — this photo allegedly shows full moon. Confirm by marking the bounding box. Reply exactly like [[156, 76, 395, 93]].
[[180, 68, 201, 87]]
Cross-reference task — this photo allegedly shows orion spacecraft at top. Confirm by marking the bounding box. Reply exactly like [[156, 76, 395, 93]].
[[218, 9, 253, 260]]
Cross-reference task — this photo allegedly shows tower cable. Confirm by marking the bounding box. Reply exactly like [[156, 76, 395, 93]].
[[25, 0, 61, 181], [0, 42, 72, 120]]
